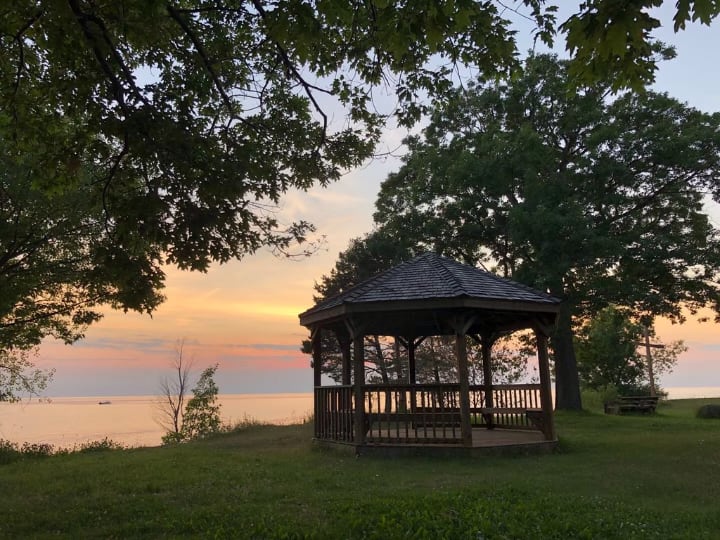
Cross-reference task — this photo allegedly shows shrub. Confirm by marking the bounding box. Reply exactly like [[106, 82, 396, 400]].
[[582, 386, 619, 411], [0, 439, 21, 464], [229, 414, 265, 431], [161, 363, 223, 444], [20, 442, 54, 457], [161, 431, 184, 445], [697, 404, 720, 419], [76, 438, 125, 453]]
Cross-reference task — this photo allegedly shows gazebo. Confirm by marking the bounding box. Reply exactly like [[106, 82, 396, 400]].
[[298, 253, 561, 455]]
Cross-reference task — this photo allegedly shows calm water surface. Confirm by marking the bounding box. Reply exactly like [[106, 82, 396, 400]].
[[0, 393, 313, 448], [1, 387, 718, 449]]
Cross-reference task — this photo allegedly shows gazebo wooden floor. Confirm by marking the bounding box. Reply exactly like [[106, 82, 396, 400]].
[[316, 428, 557, 457], [470, 427, 548, 447]]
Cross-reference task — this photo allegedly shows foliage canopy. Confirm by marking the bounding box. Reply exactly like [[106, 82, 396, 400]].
[[0, 0, 537, 351], [575, 306, 686, 395], [373, 54, 720, 408], [2, 2, 719, 398]]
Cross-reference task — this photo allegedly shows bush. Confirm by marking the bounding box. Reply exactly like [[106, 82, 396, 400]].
[[0, 438, 125, 463], [582, 385, 619, 411], [230, 414, 265, 431], [20, 442, 54, 457], [76, 438, 125, 453], [0, 439, 21, 464], [697, 404, 720, 419], [180, 365, 222, 440]]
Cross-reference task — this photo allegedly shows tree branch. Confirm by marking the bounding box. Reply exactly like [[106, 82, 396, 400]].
[[67, 0, 149, 112], [249, 0, 329, 151]]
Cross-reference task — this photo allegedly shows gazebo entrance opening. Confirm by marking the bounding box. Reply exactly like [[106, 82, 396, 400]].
[[299, 253, 560, 454]]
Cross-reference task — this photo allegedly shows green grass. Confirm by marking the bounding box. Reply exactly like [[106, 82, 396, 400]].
[[2, 400, 720, 539]]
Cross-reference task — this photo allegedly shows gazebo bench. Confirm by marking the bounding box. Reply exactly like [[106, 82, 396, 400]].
[[406, 408, 463, 428], [403, 406, 545, 430], [367, 410, 462, 429], [479, 407, 546, 429]]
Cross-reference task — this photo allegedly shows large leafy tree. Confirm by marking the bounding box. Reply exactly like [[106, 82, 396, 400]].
[[1, 0, 545, 353], [1, 1, 719, 387], [0, 159, 163, 351], [374, 54, 720, 409]]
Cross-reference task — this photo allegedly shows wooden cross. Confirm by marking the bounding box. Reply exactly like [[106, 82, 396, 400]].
[[639, 326, 665, 397]]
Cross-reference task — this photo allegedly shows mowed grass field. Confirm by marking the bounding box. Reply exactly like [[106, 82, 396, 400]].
[[1, 398, 719, 539]]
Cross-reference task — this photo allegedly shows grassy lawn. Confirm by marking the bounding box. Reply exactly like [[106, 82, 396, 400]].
[[1, 399, 719, 539]]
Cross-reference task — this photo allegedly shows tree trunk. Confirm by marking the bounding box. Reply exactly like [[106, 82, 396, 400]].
[[551, 303, 582, 410]]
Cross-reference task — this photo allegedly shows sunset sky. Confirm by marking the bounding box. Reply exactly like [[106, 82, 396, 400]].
[[35, 6, 720, 397]]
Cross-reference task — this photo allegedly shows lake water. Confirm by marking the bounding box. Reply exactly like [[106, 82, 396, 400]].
[[1, 386, 719, 449], [0, 393, 314, 449]]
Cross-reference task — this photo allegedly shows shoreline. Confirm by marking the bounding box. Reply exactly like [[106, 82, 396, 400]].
[[2, 388, 719, 450]]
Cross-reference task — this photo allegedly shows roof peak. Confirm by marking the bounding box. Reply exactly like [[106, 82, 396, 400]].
[[300, 252, 560, 320]]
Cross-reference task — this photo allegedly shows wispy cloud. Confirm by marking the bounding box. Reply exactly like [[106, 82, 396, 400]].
[[237, 343, 300, 351], [71, 335, 178, 353], [217, 353, 308, 371], [686, 341, 720, 351]]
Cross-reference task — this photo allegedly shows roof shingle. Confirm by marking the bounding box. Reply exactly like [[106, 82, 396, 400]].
[[301, 252, 560, 318]]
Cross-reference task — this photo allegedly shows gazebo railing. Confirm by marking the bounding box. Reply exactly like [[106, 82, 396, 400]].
[[314, 385, 354, 442], [365, 383, 463, 444], [314, 383, 543, 444]]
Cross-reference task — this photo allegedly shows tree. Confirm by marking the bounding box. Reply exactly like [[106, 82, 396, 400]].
[[1, 155, 164, 352], [0, 0, 528, 355], [2, 1, 719, 356], [576, 307, 688, 394], [157, 340, 193, 441], [0, 347, 53, 402], [648, 339, 686, 383], [373, 54, 720, 409], [158, 341, 222, 443], [560, 0, 720, 90], [575, 306, 645, 392], [180, 364, 222, 440]]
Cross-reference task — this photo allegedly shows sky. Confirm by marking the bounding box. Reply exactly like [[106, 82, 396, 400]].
[[35, 4, 720, 397]]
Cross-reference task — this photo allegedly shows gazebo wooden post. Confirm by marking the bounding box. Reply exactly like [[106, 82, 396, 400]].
[[407, 340, 417, 385], [535, 329, 557, 441], [408, 338, 417, 412], [312, 328, 322, 388], [455, 331, 473, 447], [333, 331, 352, 414], [352, 327, 366, 446], [481, 333, 494, 430], [311, 328, 322, 439], [340, 336, 352, 386]]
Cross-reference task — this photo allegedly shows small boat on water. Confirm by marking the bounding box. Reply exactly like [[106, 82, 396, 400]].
[[98, 400, 112, 405]]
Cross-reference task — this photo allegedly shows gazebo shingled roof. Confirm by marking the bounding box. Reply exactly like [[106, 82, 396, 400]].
[[299, 252, 561, 337]]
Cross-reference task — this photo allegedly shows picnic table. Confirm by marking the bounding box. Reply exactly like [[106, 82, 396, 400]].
[[604, 396, 658, 414]]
